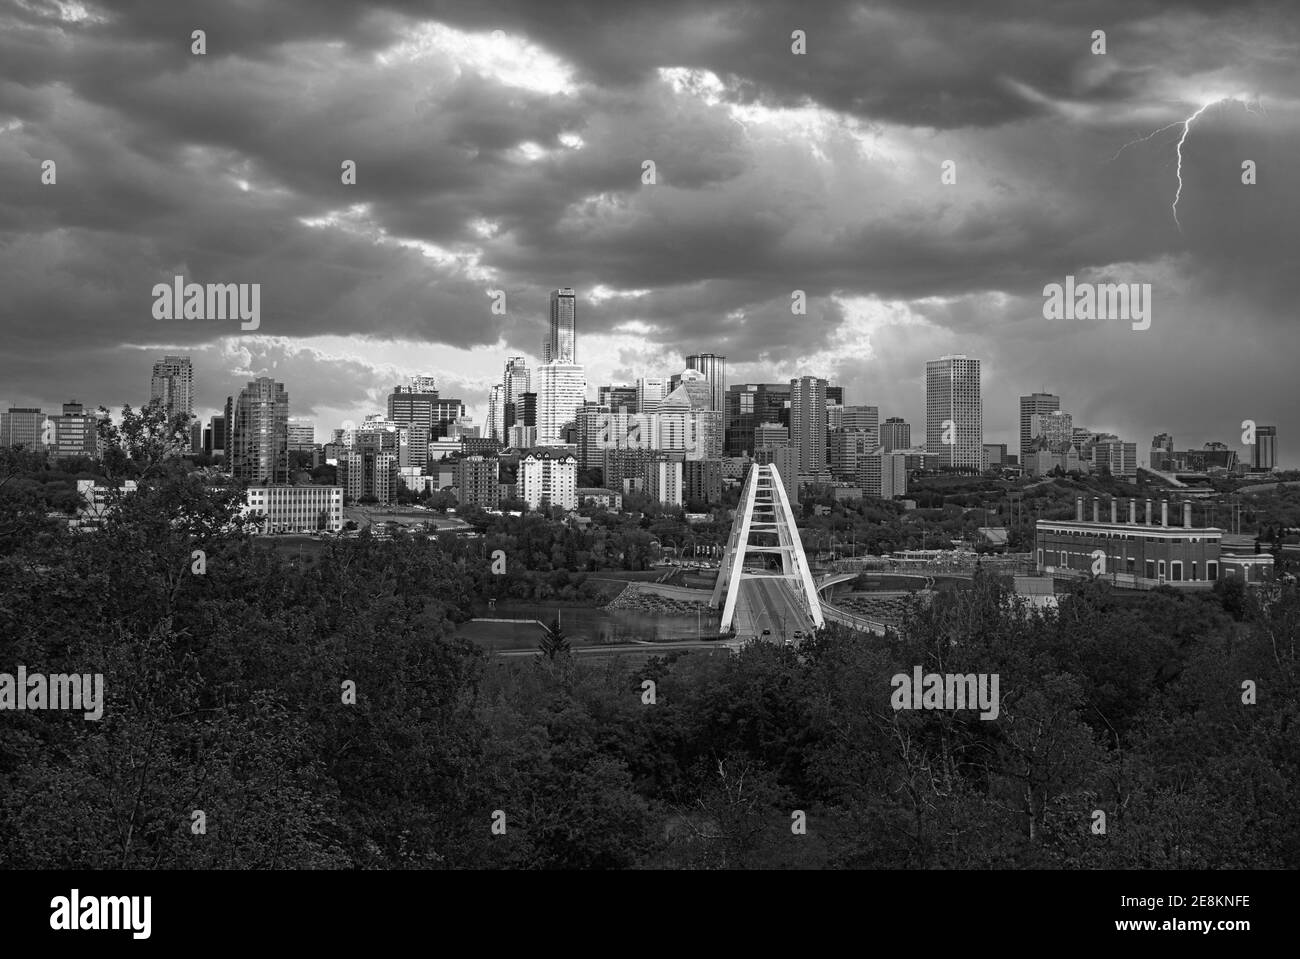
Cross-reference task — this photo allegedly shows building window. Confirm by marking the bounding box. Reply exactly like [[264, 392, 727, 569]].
[[1191, 562, 1198, 580], [1171, 561, 1183, 582], [1208, 561, 1218, 580], [1146, 560, 1155, 578], [1158, 560, 1166, 579]]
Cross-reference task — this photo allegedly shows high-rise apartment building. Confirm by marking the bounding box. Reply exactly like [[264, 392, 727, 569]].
[[338, 450, 397, 504], [683, 459, 723, 505], [685, 353, 727, 413], [536, 362, 587, 446], [287, 419, 315, 453], [231, 377, 290, 484], [1093, 439, 1138, 478], [789, 376, 829, 475], [208, 414, 226, 459], [646, 455, 684, 507], [879, 417, 910, 452], [545, 288, 577, 363], [753, 422, 788, 449], [454, 456, 500, 508], [858, 448, 908, 499], [926, 355, 982, 470], [1019, 393, 1060, 460], [753, 446, 799, 505], [828, 429, 875, 480], [150, 355, 194, 419], [520, 448, 577, 510]]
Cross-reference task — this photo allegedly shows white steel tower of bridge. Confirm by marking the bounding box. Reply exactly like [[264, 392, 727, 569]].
[[710, 462, 824, 635]]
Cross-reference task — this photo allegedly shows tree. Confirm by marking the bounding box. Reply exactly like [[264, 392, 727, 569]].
[[539, 617, 570, 659]]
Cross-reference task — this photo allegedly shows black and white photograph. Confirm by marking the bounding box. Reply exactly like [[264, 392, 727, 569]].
[[0, 0, 1296, 943]]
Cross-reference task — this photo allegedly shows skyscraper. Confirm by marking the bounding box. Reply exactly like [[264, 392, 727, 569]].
[[926, 355, 982, 470], [1019, 392, 1060, 460], [1253, 426, 1277, 471], [545, 288, 577, 363], [879, 417, 910, 452], [725, 383, 791, 456], [685, 353, 727, 413], [1, 407, 45, 450], [487, 384, 505, 442], [231, 377, 290, 484], [150, 355, 194, 419], [503, 356, 530, 426], [789, 376, 829, 475], [636, 377, 667, 416], [536, 361, 587, 446]]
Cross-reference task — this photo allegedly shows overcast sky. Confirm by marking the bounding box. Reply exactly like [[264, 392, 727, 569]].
[[1, 0, 1296, 463]]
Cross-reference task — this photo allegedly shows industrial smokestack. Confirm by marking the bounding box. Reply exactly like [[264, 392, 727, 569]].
[[1076, 497, 1083, 522], [1161, 500, 1169, 527], [1145, 499, 1153, 525], [1184, 501, 1192, 528], [1129, 498, 1137, 524], [1092, 497, 1100, 523], [1110, 498, 1117, 524]]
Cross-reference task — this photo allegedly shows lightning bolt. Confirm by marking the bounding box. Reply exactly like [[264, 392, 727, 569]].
[[1110, 96, 1263, 233], [1171, 101, 1215, 232]]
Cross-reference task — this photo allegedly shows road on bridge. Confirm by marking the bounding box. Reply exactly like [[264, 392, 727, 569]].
[[732, 576, 817, 643]]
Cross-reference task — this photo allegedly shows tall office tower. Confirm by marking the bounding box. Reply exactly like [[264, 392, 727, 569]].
[[502, 357, 530, 426], [189, 422, 203, 454], [685, 353, 727, 413], [1150, 432, 1175, 471], [150, 354, 194, 419], [576, 403, 613, 471], [657, 368, 723, 459], [926, 355, 982, 470], [1030, 411, 1074, 450], [789, 376, 829, 474], [231, 377, 290, 484], [842, 405, 879, 435], [536, 361, 587, 446], [725, 383, 792, 456], [287, 419, 315, 453], [598, 384, 638, 413], [1, 407, 45, 449], [826, 402, 843, 431], [209, 415, 226, 459], [1092, 439, 1138, 478], [388, 384, 465, 440], [825, 386, 844, 406], [636, 377, 667, 416], [1253, 426, 1277, 470], [487, 384, 505, 442], [545, 288, 577, 363], [879, 417, 910, 452], [52, 401, 100, 460], [1018, 393, 1060, 460], [224, 396, 234, 454]]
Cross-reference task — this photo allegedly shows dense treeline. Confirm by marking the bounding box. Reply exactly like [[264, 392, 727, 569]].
[[2, 456, 1296, 869]]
